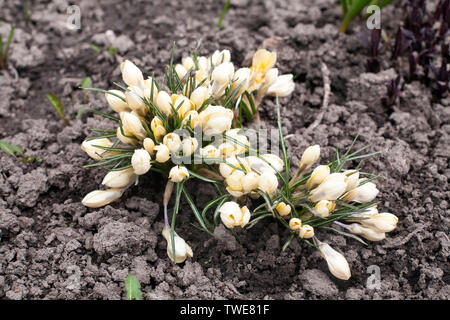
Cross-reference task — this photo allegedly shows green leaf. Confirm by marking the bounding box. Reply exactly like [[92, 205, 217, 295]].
[[125, 275, 142, 300], [81, 77, 92, 88], [108, 45, 118, 56], [217, 0, 231, 28], [90, 44, 101, 54], [46, 93, 70, 126], [0, 141, 23, 159]]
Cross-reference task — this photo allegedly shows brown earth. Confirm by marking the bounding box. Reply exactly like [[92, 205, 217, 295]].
[[0, 0, 448, 300]]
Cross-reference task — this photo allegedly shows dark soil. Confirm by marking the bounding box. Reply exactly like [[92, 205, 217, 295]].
[[0, 0, 448, 300]]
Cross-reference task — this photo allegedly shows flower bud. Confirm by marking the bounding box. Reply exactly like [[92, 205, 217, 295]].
[[258, 171, 278, 196], [82, 188, 123, 208], [241, 171, 259, 194], [169, 165, 189, 183], [314, 200, 335, 218], [173, 95, 193, 118], [120, 60, 144, 87], [299, 145, 320, 172], [150, 117, 167, 141], [200, 145, 220, 160], [116, 127, 138, 146], [143, 138, 155, 155], [162, 226, 193, 264], [105, 90, 130, 113], [131, 149, 151, 175], [190, 86, 209, 110], [308, 173, 347, 202], [261, 154, 284, 173], [343, 179, 379, 203], [81, 138, 117, 160], [156, 90, 173, 116], [289, 218, 302, 231], [181, 137, 198, 157], [154, 144, 171, 163], [211, 49, 231, 66], [246, 155, 282, 175], [182, 56, 195, 71], [120, 112, 147, 140], [319, 243, 351, 280], [299, 224, 314, 239], [267, 74, 295, 97], [276, 202, 291, 216], [306, 165, 330, 190], [199, 105, 233, 135], [163, 133, 182, 152], [182, 110, 201, 129], [231, 67, 251, 96], [219, 157, 250, 178], [248, 49, 277, 92], [357, 212, 398, 233], [175, 64, 187, 80], [212, 62, 235, 84], [225, 170, 245, 198], [102, 168, 135, 188], [143, 77, 159, 101], [125, 86, 148, 116], [347, 223, 386, 241], [257, 68, 278, 96], [344, 170, 359, 192], [219, 201, 251, 229]]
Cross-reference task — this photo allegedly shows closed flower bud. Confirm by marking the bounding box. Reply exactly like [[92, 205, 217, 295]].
[[299, 145, 320, 172], [182, 56, 195, 71], [257, 68, 278, 96], [105, 90, 129, 113], [125, 86, 148, 116], [181, 137, 198, 157], [306, 165, 330, 190], [163, 133, 182, 152], [200, 145, 220, 160], [225, 170, 245, 198], [267, 74, 295, 97], [143, 138, 156, 155], [190, 86, 209, 110], [258, 171, 278, 195], [319, 242, 351, 280], [143, 77, 159, 101], [212, 62, 235, 85], [182, 110, 201, 129], [261, 154, 284, 172], [219, 157, 250, 178], [131, 149, 151, 175], [82, 188, 123, 208], [314, 200, 335, 218], [289, 218, 302, 231], [120, 112, 147, 140], [343, 179, 379, 203], [173, 95, 193, 118], [156, 90, 174, 116], [309, 173, 347, 202], [241, 171, 259, 194], [154, 144, 171, 163], [116, 127, 138, 146], [299, 224, 314, 239], [120, 60, 144, 87], [246, 155, 282, 175], [347, 223, 386, 241], [81, 138, 117, 160], [276, 202, 291, 216], [175, 64, 187, 80], [169, 165, 189, 183], [211, 49, 231, 66], [219, 201, 251, 229], [231, 67, 251, 96], [162, 226, 193, 264], [356, 212, 398, 233], [102, 168, 135, 188], [199, 105, 233, 135], [344, 170, 359, 192], [150, 117, 167, 141]]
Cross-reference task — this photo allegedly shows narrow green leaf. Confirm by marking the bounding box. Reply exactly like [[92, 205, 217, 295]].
[[46, 93, 70, 126], [125, 275, 142, 300]]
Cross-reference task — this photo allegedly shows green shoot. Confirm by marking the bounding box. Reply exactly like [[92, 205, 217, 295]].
[[217, 0, 231, 28], [46, 93, 70, 126], [108, 45, 118, 56], [0, 24, 15, 70], [24, 0, 31, 26], [125, 275, 142, 300], [90, 44, 101, 54], [81, 77, 92, 103], [339, 0, 395, 33], [0, 141, 41, 164]]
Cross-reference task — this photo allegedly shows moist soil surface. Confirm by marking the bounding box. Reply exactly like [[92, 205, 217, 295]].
[[0, 0, 448, 300]]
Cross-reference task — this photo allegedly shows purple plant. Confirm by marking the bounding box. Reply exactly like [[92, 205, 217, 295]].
[[385, 75, 402, 108], [362, 29, 382, 73]]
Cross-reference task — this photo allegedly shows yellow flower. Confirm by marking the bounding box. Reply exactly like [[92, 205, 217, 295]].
[[248, 49, 277, 92]]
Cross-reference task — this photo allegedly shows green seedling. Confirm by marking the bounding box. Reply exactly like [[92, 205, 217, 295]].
[[90, 44, 101, 54], [0, 24, 15, 70], [24, 0, 31, 25], [0, 141, 41, 164], [339, 0, 395, 33], [108, 45, 118, 56], [81, 77, 92, 103], [217, 0, 231, 28], [125, 275, 142, 300], [46, 93, 70, 126]]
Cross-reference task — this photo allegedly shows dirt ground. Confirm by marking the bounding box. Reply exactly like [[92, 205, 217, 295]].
[[0, 0, 448, 300]]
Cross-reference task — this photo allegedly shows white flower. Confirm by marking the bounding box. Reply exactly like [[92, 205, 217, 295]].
[[190, 86, 209, 110], [276, 202, 291, 216], [169, 166, 189, 183], [267, 74, 295, 97], [162, 226, 193, 264], [182, 56, 195, 71], [81, 138, 117, 160], [173, 95, 193, 118], [181, 137, 198, 157], [231, 67, 251, 96], [105, 90, 129, 113], [163, 133, 182, 152], [156, 90, 174, 116], [200, 145, 220, 160], [248, 49, 277, 92], [241, 171, 259, 194], [219, 201, 251, 229], [150, 117, 167, 141], [219, 157, 250, 178], [143, 138, 155, 155], [299, 224, 314, 239], [120, 60, 144, 87], [211, 49, 231, 66], [309, 173, 348, 202], [182, 110, 201, 129], [319, 242, 351, 280], [82, 188, 123, 208], [199, 105, 233, 135], [225, 170, 245, 198], [289, 218, 302, 231], [143, 77, 159, 101], [154, 144, 171, 163], [314, 200, 335, 218], [299, 145, 320, 172], [347, 223, 386, 241], [102, 168, 135, 188], [344, 170, 359, 191], [353, 211, 398, 233], [343, 179, 379, 203], [211, 62, 235, 97], [131, 149, 151, 175], [116, 126, 138, 146], [125, 85, 148, 116], [306, 165, 330, 190], [175, 64, 187, 80], [258, 171, 278, 195], [120, 112, 147, 140], [246, 155, 283, 175], [257, 68, 278, 96]]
